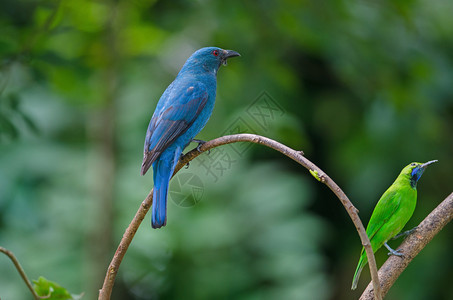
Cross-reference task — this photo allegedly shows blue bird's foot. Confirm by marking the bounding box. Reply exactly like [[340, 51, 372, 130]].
[[179, 153, 190, 169], [393, 226, 418, 240], [384, 242, 404, 257], [192, 139, 210, 153], [179, 154, 190, 169]]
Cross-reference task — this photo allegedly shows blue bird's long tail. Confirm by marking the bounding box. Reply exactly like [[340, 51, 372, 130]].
[[151, 148, 181, 229]]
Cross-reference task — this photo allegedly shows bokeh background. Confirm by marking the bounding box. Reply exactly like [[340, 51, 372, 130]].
[[1, 1, 452, 299]]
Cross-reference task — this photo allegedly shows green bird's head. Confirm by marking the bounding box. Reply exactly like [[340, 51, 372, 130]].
[[401, 160, 437, 188]]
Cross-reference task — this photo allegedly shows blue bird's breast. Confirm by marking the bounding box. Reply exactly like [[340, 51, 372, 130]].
[[175, 78, 216, 147]]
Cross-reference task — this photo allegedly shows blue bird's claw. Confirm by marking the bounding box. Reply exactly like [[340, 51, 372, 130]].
[[193, 139, 209, 153], [178, 153, 190, 169]]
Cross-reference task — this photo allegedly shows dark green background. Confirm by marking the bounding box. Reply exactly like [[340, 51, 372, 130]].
[[1, 1, 452, 299]]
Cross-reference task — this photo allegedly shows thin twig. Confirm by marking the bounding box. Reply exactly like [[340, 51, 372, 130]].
[[98, 133, 382, 300], [0, 246, 40, 300], [98, 190, 153, 300], [360, 192, 453, 299]]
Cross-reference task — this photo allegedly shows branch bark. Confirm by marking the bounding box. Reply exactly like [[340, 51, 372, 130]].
[[98, 133, 382, 300], [0, 246, 40, 300], [360, 192, 453, 300]]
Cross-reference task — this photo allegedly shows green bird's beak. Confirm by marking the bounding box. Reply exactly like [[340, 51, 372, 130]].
[[420, 160, 438, 169]]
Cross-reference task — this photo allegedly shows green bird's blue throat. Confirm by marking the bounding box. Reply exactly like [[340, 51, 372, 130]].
[[410, 160, 437, 188]]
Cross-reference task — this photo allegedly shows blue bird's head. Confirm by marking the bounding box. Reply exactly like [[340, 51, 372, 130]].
[[181, 47, 240, 75], [402, 160, 437, 188]]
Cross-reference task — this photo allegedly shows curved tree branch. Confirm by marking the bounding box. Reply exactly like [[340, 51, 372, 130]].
[[98, 134, 382, 300], [0, 246, 41, 300], [360, 192, 453, 300]]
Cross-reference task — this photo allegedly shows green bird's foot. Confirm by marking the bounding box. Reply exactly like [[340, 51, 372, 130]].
[[393, 226, 418, 240], [387, 249, 404, 257], [193, 139, 210, 153], [384, 242, 404, 257]]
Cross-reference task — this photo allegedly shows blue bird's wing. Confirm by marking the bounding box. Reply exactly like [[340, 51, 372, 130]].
[[141, 82, 209, 175]]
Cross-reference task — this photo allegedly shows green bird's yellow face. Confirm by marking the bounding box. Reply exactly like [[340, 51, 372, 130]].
[[401, 160, 437, 188]]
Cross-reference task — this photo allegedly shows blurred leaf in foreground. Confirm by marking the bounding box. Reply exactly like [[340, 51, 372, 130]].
[[33, 276, 83, 300]]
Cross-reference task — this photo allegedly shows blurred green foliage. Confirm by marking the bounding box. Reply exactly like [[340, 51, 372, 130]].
[[34, 276, 83, 300], [1, 0, 452, 299]]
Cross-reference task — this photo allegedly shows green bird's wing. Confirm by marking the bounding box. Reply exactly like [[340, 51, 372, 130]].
[[351, 189, 401, 290], [365, 187, 402, 249]]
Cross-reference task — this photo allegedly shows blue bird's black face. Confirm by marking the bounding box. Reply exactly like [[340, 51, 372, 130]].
[[191, 47, 240, 73], [409, 160, 437, 188]]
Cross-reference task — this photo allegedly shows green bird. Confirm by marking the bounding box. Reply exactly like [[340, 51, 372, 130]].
[[351, 160, 437, 290]]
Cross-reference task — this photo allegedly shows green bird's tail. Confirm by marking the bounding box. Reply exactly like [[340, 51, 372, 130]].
[[351, 249, 368, 290]]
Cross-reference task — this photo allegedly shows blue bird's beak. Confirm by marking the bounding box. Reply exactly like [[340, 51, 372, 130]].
[[222, 50, 240, 66]]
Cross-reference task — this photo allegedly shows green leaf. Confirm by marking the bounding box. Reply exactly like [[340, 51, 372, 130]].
[[33, 276, 83, 300], [309, 169, 321, 182]]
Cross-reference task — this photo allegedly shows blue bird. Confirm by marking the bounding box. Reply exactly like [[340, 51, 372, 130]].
[[141, 47, 240, 228]]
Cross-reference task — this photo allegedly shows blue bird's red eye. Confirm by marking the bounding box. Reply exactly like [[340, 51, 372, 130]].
[[212, 50, 219, 56]]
